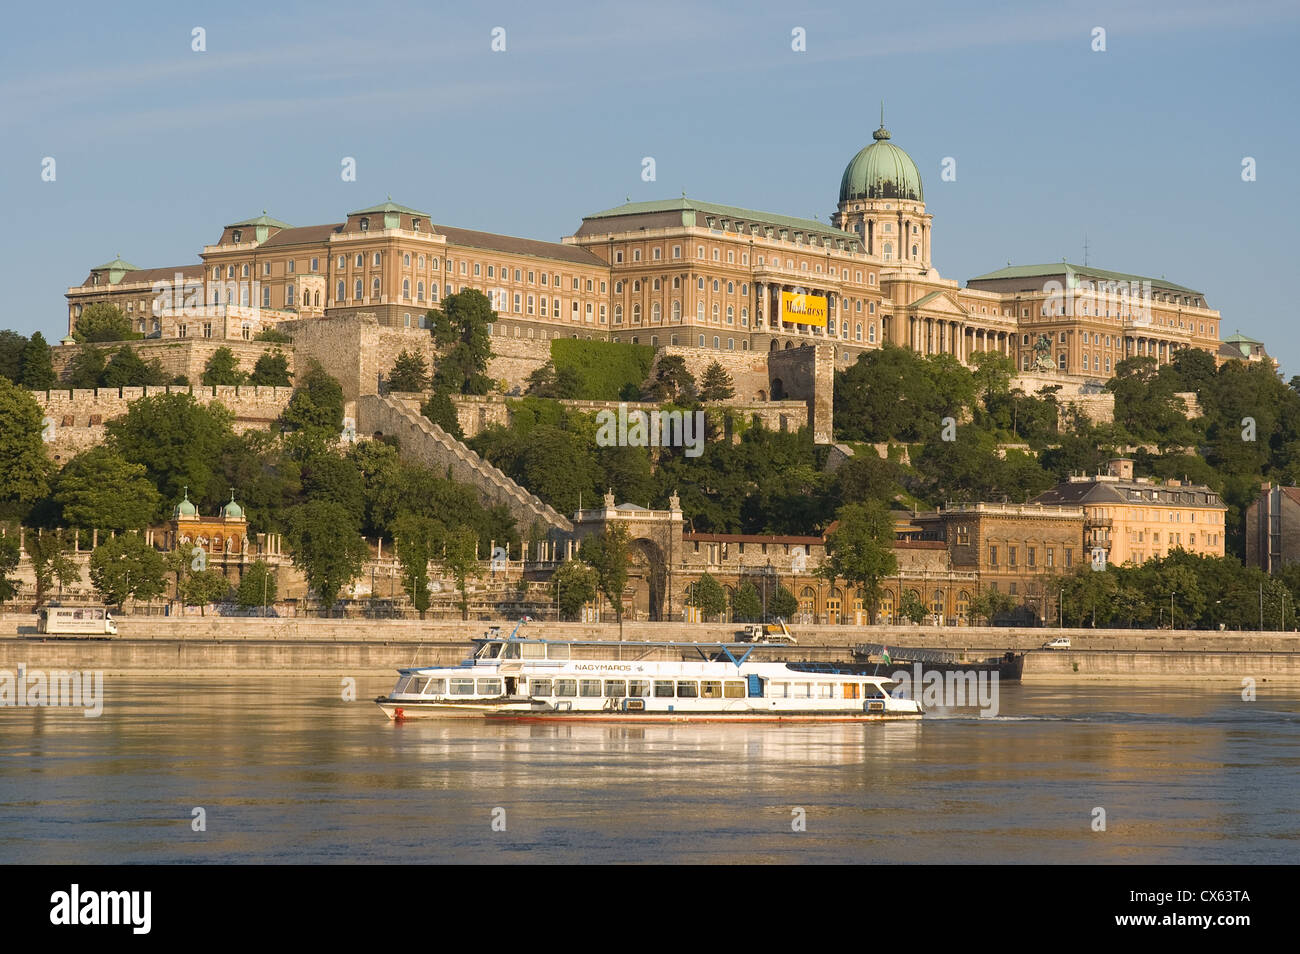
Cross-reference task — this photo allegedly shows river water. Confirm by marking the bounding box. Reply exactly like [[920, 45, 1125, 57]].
[[1, 676, 1297, 863]]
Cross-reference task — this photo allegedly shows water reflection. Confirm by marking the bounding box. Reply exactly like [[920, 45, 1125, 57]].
[[0, 677, 1296, 863]]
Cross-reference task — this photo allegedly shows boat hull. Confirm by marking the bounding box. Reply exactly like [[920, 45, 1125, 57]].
[[375, 696, 535, 720], [485, 710, 923, 724]]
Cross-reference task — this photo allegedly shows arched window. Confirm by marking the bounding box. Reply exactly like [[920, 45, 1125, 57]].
[[354, 279, 363, 299], [651, 302, 661, 322], [417, 281, 424, 300], [402, 279, 410, 299], [697, 301, 705, 320], [614, 305, 622, 324], [632, 303, 641, 323], [930, 589, 944, 617], [372, 277, 381, 297], [671, 300, 681, 321]]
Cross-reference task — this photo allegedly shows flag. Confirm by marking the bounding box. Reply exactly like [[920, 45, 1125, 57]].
[[881, 646, 891, 665]]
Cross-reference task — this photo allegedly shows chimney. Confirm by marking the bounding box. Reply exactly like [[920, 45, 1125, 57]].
[[1106, 458, 1134, 480]]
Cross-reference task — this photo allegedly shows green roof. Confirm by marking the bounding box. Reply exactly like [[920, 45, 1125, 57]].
[[227, 211, 293, 229], [583, 197, 856, 242], [348, 197, 429, 217], [839, 125, 924, 203], [967, 262, 1203, 296], [1223, 331, 1261, 344], [93, 256, 139, 271]]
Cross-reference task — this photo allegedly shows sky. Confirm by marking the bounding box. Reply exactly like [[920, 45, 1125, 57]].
[[2, 0, 1297, 372]]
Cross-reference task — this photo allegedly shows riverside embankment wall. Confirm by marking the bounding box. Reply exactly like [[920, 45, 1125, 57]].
[[3, 616, 1300, 676]]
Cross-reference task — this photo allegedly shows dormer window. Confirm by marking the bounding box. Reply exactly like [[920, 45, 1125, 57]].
[[359, 216, 369, 231], [232, 229, 243, 243], [412, 218, 421, 232]]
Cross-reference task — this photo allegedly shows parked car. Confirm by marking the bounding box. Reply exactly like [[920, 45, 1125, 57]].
[[1042, 636, 1071, 650]]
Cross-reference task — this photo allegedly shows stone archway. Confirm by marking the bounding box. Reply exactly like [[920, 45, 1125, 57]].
[[627, 538, 668, 621]]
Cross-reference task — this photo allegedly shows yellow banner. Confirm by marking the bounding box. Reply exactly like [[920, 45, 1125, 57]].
[[780, 291, 828, 327]]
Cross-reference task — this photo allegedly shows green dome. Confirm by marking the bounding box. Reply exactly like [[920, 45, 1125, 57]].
[[175, 490, 197, 519], [839, 125, 924, 204], [223, 492, 243, 519]]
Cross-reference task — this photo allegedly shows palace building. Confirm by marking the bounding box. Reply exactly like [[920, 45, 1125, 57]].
[[65, 116, 1231, 381]]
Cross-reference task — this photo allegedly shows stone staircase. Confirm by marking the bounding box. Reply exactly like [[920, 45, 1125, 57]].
[[356, 395, 573, 536]]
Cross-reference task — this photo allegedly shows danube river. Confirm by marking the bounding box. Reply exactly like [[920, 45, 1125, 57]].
[[1, 677, 1297, 863]]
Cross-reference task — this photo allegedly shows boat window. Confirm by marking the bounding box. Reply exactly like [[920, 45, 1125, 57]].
[[476, 643, 501, 659], [530, 678, 553, 697], [676, 681, 699, 698], [502, 643, 521, 659], [477, 679, 502, 695], [546, 644, 570, 660], [628, 680, 650, 697], [793, 683, 812, 699], [699, 681, 722, 699], [865, 684, 886, 700], [604, 680, 627, 697], [770, 682, 789, 698], [555, 679, 577, 697], [579, 680, 602, 697], [521, 642, 546, 659], [408, 677, 429, 695], [818, 683, 834, 699], [393, 676, 413, 694], [724, 681, 745, 698], [843, 683, 860, 699], [426, 679, 446, 695], [450, 678, 476, 695], [653, 681, 675, 698]]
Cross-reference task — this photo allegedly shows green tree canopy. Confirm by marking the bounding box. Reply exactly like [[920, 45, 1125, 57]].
[[202, 347, 248, 386], [0, 330, 28, 383], [249, 350, 293, 387], [731, 581, 764, 622], [819, 501, 898, 618], [280, 360, 345, 439], [67, 346, 108, 389], [0, 377, 52, 510], [551, 558, 597, 620], [19, 332, 57, 390], [768, 584, 798, 620], [580, 524, 630, 621], [54, 447, 161, 531], [89, 532, 166, 608], [698, 362, 735, 402], [687, 571, 727, 619], [100, 346, 168, 388], [73, 303, 139, 343], [179, 568, 230, 615], [24, 529, 80, 606], [429, 289, 495, 395], [0, 532, 20, 606], [235, 560, 278, 611], [642, 355, 697, 403], [106, 392, 235, 512], [284, 500, 368, 611], [393, 513, 442, 617], [387, 350, 430, 393]]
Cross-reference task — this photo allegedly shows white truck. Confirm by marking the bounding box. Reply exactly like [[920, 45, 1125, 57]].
[[36, 605, 118, 637]]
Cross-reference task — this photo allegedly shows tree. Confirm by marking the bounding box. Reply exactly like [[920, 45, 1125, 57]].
[[642, 355, 696, 403], [420, 389, 464, 439], [833, 452, 903, 507], [0, 330, 28, 383], [429, 289, 495, 395], [551, 558, 597, 620], [0, 377, 52, 509], [53, 447, 161, 531], [249, 350, 292, 387], [970, 588, 1016, 625], [440, 525, 481, 620], [279, 361, 344, 437], [731, 581, 764, 622], [0, 532, 20, 606], [819, 501, 898, 620], [768, 584, 798, 621], [898, 590, 928, 623], [202, 347, 248, 386], [254, 327, 291, 343], [393, 514, 442, 618], [89, 532, 166, 609], [284, 500, 368, 612], [101, 346, 168, 387], [525, 361, 582, 399], [24, 529, 80, 607], [106, 392, 234, 511], [687, 571, 727, 620], [179, 568, 230, 616], [67, 346, 108, 389], [698, 362, 735, 402], [73, 303, 139, 343], [387, 350, 430, 393], [235, 560, 278, 612], [580, 524, 630, 621], [18, 332, 56, 390]]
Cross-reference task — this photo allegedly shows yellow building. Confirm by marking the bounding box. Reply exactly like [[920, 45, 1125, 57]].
[[1031, 458, 1226, 566]]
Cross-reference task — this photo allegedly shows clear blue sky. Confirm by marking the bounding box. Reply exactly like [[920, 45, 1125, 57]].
[[3, 0, 1297, 372]]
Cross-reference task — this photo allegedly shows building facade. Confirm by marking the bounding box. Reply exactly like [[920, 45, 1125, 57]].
[[1032, 458, 1227, 567], [65, 118, 1231, 384]]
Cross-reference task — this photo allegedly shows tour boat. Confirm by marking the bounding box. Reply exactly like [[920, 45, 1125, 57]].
[[376, 626, 923, 723]]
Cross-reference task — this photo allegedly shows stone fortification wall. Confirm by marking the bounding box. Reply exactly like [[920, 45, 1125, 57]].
[[51, 338, 285, 386], [34, 385, 295, 463], [357, 394, 572, 536]]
